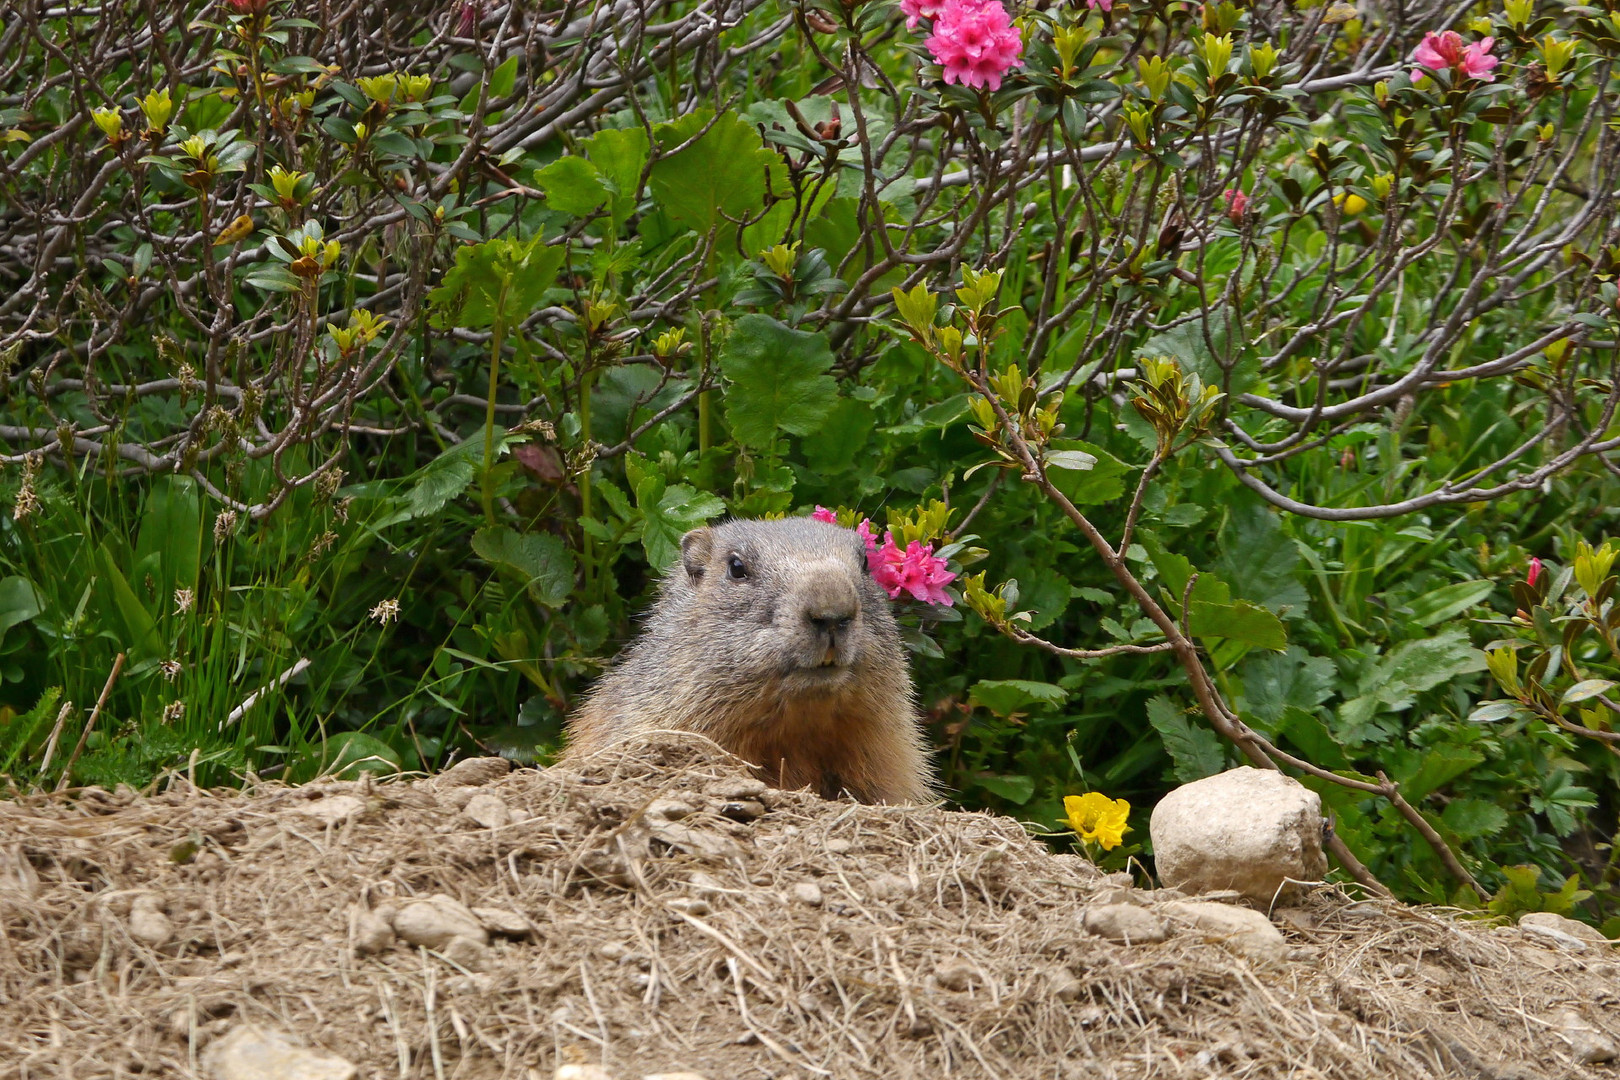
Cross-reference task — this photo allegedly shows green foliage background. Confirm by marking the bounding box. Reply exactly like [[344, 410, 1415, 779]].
[[3, 0, 1620, 924]]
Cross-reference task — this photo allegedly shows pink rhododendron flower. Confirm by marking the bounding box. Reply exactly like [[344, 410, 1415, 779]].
[[1527, 556, 1543, 587], [1224, 187, 1249, 222], [1087, 0, 1113, 10], [870, 535, 957, 605], [926, 0, 1024, 91], [811, 505, 839, 524], [901, 0, 948, 30], [1412, 30, 1498, 83]]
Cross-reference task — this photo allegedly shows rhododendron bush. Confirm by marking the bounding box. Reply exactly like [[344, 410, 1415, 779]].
[[4, 0, 1620, 914]]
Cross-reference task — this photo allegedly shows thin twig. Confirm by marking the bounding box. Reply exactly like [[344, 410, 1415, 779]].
[[55, 652, 124, 792]]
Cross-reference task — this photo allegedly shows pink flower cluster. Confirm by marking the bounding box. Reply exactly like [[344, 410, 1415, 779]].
[[812, 507, 957, 606], [1411, 30, 1499, 84], [903, 0, 1024, 91], [1223, 187, 1249, 222]]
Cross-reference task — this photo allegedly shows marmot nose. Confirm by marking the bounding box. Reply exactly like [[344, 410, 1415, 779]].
[[807, 612, 855, 637]]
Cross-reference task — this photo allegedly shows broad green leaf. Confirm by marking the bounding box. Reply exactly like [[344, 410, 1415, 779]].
[[320, 731, 402, 780], [1441, 797, 1509, 840], [1406, 579, 1495, 627], [800, 395, 875, 475], [489, 54, 519, 99], [1044, 449, 1098, 471], [1393, 747, 1483, 803], [1212, 502, 1307, 615], [95, 541, 164, 660], [648, 110, 779, 234], [1467, 700, 1521, 723], [969, 679, 1067, 716], [1241, 646, 1336, 726], [718, 314, 837, 449], [584, 126, 651, 230], [1367, 628, 1487, 710], [635, 476, 725, 570], [1145, 694, 1224, 782], [1562, 679, 1616, 705], [427, 236, 565, 329], [977, 773, 1036, 804], [534, 156, 608, 217], [471, 527, 577, 607], [134, 475, 201, 605], [1189, 598, 1287, 650], [1047, 439, 1129, 506], [0, 576, 44, 648], [1135, 309, 1254, 396], [1275, 705, 1348, 769], [1139, 533, 1231, 607]]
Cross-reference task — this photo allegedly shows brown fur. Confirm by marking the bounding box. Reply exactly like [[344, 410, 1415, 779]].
[[563, 518, 936, 804]]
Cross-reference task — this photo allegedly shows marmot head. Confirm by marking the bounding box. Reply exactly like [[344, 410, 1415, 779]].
[[669, 517, 899, 698]]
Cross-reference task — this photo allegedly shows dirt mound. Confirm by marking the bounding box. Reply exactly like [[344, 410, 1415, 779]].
[[1, 735, 1616, 1079]]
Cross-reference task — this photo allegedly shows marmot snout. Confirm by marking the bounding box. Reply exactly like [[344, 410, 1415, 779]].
[[563, 517, 937, 804]]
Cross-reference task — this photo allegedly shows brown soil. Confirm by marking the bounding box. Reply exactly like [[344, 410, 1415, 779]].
[[1, 734, 1616, 1080]]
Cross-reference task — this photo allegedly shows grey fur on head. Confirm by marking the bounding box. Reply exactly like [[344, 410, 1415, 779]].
[[564, 517, 936, 804]]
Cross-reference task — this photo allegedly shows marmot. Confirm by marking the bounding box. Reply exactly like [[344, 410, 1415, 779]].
[[564, 517, 937, 804]]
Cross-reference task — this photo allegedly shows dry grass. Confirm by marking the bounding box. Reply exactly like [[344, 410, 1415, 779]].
[[0, 734, 1615, 1079]]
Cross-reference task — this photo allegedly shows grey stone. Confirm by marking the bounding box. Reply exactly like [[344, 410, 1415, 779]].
[[1161, 900, 1288, 963], [1150, 767, 1328, 904], [1083, 903, 1171, 945], [201, 1024, 356, 1080]]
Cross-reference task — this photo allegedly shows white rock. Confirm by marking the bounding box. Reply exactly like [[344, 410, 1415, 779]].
[[390, 894, 489, 951], [865, 873, 915, 901], [129, 893, 173, 948], [1149, 767, 1327, 904], [462, 792, 511, 829], [790, 882, 824, 907], [555, 1065, 615, 1080], [200, 1024, 356, 1080], [436, 757, 511, 787], [1083, 903, 1171, 945], [473, 906, 534, 938], [1560, 1010, 1620, 1064], [1520, 912, 1610, 951], [294, 795, 367, 826], [1161, 900, 1288, 963], [351, 906, 395, 955]]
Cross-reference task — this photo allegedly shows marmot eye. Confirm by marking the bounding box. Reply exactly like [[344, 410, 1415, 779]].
[[726, 554, 748, 580]]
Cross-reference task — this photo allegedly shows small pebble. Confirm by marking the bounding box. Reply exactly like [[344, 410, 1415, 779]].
[[129, 894, 173, 948], [462, 793, 511, 829], [790, 882, 824, 907]]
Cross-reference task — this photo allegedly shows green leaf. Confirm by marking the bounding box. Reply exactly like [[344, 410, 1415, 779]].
[[1562, 679, 1616, 705], [319, 731, 402, 780], [489, 54, 519, 99], [1135, 309, 1254, 396], [1047, 439, 1130, 505], [1146, 694, 1224, 782], [635, 477, 725, 570], [1212, 502, 1307, 614], [1275, 705, 1348, 769], [95, 541, 164, 660], [976, 773, 1036, 805], [1366, 628, 1487, 710], [0, 576, 44, 649], [1241, 646, 1335, 726], [1467, 700, 1521, 723], [800, 395, 875, 474], [1394, 747, 1484, 803], [1406, 579, 1495, 627], [427, 236, 565, 330], [969, 679, 1067, 716], [718, 315, 837, 449], [1441, 797, 1509, 840], [471, 527, 577, 607], [534, 156, 609, 217], [648, 110, 778, 234], [584, 126, 650, 230], [134, 475, 201, 607], [1189, 598, 1287, 650], [1044, 449, 1098, 471]]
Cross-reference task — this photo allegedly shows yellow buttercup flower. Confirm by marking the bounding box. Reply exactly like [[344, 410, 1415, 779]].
[[1063, 792, 1131, 850], [1332, 192, 1368, 214]]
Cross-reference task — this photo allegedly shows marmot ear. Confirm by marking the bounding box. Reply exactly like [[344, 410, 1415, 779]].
[[680, 527, 713, 581]]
